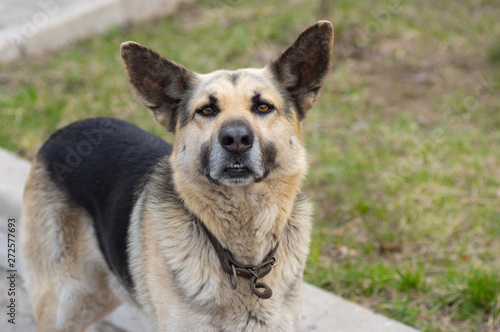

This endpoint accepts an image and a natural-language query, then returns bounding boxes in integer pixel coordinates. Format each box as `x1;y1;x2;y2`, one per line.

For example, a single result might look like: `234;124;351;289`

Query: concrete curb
0;147;419;331
0;0;189;64
0;149;30;233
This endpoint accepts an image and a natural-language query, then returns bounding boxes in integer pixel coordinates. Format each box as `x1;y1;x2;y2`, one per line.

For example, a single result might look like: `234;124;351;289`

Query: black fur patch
208;93;220;110
199;142;210;176
38;118;173;292
255;141;277;182
228;72;241;86
200;142;219;184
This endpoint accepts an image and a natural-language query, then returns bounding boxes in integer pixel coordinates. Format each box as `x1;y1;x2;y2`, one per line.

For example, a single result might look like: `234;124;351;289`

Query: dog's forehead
191;68;282;106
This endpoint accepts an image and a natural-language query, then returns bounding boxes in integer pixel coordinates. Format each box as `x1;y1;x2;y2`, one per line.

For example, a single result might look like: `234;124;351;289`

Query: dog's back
38;117;172;288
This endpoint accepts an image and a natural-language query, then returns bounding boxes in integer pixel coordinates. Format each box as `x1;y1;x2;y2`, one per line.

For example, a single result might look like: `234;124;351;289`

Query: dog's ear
120;42;195;132
269;21;334;120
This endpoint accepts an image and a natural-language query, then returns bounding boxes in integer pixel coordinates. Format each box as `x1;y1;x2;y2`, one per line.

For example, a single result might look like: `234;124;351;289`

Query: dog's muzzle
204;121;263;186
218;124;255;180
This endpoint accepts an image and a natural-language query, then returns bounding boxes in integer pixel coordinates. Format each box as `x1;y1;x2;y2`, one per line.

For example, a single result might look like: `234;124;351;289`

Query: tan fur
21;160;123;332
21;21;334;331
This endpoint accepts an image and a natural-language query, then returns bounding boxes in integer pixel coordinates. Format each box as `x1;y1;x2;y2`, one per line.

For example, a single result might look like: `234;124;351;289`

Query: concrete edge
0;147;420;332
0;148;31;233
0;0;190;64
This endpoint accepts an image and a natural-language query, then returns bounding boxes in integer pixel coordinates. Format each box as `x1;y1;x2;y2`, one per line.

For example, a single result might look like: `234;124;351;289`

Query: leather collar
199;221;279;299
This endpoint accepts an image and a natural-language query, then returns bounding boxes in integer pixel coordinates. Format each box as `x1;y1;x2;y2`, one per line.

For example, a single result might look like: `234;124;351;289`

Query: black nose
219;125;254;153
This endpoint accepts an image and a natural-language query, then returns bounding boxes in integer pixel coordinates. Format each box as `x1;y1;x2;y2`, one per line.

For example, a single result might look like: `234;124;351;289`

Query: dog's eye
257;104;270;113
201;107;215;115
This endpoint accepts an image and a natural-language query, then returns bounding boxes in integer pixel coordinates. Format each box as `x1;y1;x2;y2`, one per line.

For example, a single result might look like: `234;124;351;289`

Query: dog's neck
173;170;303;265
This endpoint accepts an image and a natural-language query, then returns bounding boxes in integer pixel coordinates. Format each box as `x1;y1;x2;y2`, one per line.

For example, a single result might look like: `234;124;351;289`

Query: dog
20;21;334;331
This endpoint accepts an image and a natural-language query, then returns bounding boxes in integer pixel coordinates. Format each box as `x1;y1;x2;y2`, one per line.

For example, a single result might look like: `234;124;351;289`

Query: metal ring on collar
249;275;273;299
227;264;237;290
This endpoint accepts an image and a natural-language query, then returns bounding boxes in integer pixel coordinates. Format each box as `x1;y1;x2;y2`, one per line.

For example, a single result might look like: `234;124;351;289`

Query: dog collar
199;221;279;299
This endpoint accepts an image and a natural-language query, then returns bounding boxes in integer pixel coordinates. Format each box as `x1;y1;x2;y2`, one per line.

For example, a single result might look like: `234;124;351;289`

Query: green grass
1;0;500;331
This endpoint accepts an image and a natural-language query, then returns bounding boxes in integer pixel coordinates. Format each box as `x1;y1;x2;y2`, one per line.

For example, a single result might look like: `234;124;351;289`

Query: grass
1;0;500;330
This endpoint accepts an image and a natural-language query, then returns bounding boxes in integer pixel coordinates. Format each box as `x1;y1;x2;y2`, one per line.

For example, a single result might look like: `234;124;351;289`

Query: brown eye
257;104;270;112
202;107;214;115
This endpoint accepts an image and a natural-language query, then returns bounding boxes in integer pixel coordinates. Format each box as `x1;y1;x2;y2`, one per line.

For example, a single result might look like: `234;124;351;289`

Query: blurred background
0;0;499;331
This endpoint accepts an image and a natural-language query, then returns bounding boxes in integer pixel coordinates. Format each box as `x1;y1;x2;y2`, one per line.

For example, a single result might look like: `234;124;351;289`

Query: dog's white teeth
230;163;244;169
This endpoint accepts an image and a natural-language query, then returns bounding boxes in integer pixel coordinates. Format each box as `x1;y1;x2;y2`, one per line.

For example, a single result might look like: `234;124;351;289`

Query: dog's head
121;21;333;187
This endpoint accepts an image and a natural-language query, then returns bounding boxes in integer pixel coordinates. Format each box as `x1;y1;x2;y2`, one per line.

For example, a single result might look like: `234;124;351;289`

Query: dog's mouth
226;162;248;171
223;162;252;178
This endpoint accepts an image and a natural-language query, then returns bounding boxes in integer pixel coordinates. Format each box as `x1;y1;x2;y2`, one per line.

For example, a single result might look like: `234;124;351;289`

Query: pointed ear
269;21;334;120
120;41;195;132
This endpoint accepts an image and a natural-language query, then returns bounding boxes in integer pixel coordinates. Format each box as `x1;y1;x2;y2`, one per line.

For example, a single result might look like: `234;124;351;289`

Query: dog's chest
141;211;303;331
